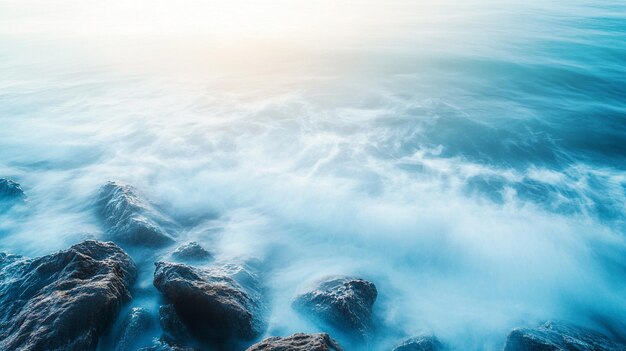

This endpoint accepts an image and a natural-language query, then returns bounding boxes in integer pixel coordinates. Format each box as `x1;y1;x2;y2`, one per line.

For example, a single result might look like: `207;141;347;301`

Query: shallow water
1;0;625;350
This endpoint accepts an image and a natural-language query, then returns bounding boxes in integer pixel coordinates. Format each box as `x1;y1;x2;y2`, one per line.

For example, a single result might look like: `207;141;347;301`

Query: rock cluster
0;240;136;350
3;179;625;351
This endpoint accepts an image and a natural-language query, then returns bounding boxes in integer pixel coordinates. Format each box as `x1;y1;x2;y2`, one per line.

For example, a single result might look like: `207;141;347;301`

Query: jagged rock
160;304;192;343
114;307;155;351
153;261;264;347
0;178;26;208
172;242;212;262
504;321;626;351
293;276;377;336
393;335;444;351
0;178;25;200
245;333;343;351
96;181;178;247
0;240;136;350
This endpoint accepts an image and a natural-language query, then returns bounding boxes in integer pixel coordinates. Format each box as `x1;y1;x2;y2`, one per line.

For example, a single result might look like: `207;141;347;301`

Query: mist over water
1;0;626;349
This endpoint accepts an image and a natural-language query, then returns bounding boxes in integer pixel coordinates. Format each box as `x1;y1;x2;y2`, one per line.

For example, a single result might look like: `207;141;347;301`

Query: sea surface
1;0;625;349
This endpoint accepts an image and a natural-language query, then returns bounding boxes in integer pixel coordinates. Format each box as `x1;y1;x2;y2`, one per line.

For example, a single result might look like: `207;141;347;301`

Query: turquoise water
1;0;625;349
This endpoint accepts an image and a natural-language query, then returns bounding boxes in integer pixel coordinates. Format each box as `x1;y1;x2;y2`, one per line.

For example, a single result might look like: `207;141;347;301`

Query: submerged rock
0;240;136;350
114;307;155;351
504;321;626;351
153;261;265;347
159;304;193;343
139;339;200;351
0;178;26;207
245;333;343;351
96;181;178;247
293;276;377;336
393;335;445;351
171;242;212;262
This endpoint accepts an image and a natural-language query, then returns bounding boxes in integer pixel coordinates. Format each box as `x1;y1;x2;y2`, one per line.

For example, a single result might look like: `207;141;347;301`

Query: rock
0;178;26;208
96;181;178;247
153;261;265;347
504;321;626;351
159;304;192;343
293;276;377;336
393;335;444;351
114;307;155;351
172;242;212;262
0;240;137;350
138;339;200;351
245;333;344;351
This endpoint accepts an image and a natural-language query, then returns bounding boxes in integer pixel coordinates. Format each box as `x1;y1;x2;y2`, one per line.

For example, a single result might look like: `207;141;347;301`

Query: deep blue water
0;0;625;349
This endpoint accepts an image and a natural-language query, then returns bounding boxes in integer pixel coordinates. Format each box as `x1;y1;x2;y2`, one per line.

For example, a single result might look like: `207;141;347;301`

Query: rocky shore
1;178;624;350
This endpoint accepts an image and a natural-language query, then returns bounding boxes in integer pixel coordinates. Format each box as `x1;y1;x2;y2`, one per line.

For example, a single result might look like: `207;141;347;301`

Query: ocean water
1;0;625;349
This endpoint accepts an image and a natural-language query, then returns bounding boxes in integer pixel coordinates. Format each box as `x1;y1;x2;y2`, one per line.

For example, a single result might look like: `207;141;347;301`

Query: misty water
1;0;626;350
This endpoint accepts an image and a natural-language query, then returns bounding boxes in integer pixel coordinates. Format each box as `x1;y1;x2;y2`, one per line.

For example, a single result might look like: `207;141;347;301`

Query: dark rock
245;333;343;351
172;242;212;262
293;276;377;336
153;261;264;347
394;335;444;351
114;307;155;351
504;321;626;351
0;178;26;207
0;240;137;350
96;181;178;247
159;304;192;343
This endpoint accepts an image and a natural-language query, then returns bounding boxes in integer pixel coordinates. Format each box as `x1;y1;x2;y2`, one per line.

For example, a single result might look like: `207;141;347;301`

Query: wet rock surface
159;304;193;343
153;261;265;348
245;333;344;351
393;335;445;351
114;307;155;351
172;242;212;262
139;339;200;351
96;181;178;247
0;178;26;207
293;276;377;336
504;321;626;351
0;240;136;350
